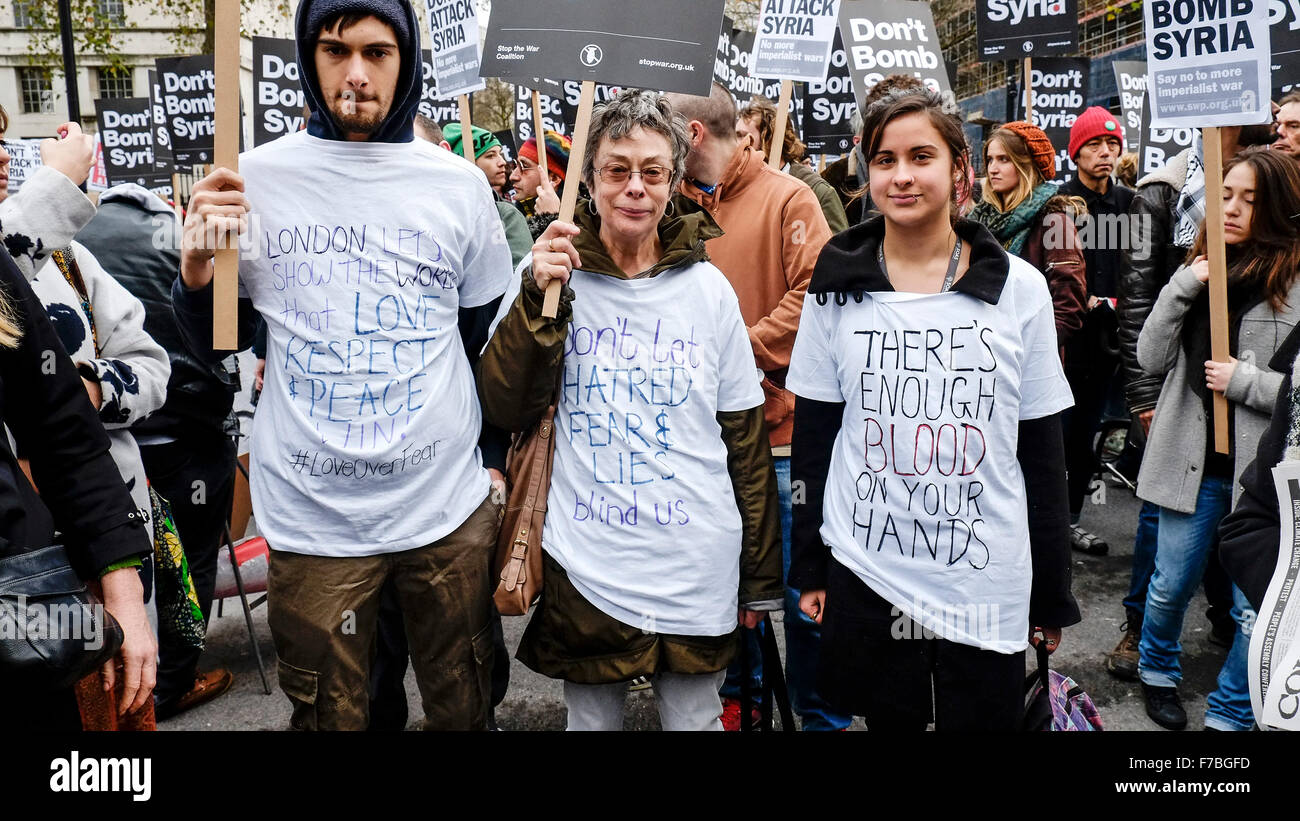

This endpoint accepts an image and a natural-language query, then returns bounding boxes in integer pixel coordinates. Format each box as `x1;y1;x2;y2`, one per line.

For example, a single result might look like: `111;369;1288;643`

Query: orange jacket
679;145;832;447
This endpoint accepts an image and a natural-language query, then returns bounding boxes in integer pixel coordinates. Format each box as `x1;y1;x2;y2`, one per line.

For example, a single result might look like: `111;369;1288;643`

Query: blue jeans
1204;585;1256;731
1122;501;1160;626
1138;477;1233;688
721;457;851;730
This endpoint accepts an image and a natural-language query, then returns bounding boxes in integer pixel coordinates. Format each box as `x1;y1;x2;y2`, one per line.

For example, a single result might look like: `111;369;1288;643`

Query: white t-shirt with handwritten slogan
238;132;512;557
490;258;764;636
787;256;1073;653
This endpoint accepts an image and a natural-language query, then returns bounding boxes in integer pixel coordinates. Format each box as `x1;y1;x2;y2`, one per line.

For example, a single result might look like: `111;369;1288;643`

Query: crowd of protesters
6;0;1300;733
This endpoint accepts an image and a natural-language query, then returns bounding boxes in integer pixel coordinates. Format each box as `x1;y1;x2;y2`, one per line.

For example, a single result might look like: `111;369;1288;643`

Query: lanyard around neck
878;234;963;293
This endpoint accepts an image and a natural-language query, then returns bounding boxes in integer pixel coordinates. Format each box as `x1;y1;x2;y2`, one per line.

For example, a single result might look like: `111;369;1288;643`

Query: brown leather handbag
493;400;558;616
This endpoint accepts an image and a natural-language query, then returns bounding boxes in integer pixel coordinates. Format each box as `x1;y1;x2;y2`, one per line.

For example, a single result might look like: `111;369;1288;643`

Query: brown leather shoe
1106;624;1140;681
157;669;233;720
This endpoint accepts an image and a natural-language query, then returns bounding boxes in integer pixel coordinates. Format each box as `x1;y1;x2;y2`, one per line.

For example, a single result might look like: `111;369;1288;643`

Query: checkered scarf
1173;132;1206;248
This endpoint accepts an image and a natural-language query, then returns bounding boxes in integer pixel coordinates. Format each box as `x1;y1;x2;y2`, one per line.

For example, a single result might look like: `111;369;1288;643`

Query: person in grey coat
1134;148;1300;732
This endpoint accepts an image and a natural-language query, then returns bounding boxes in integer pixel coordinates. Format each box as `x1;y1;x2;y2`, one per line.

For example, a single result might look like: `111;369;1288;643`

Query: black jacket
1218;324;1300;610
787;215;1081;629
0;247;151;577
77;190;238;438
1119;158;1190;415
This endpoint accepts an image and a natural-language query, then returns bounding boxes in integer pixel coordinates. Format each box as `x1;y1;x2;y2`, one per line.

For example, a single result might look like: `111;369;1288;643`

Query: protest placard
253;37;306;146
88;134;107;192
156;55;217;167
804;28;857;154
975;0;1078;59
419;51;463;125
1143;0;1272;128
838;0;953;113
724;26;806;129
481;0;724;96
483;0;725;315
751;0;842;84
1250;463;1300;730
4;138;42;193
425;0;484;98
512;80;623;144
1012;56;1089;180
494;129;517;165
1144;0;1272;454
1112;60;1147;154
1271;0;1300;96
147;69;174;174
1137;93;1196;174
95;97;157;185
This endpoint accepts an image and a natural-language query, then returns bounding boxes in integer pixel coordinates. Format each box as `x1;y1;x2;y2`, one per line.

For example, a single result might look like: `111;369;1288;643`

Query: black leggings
817;560;1025;731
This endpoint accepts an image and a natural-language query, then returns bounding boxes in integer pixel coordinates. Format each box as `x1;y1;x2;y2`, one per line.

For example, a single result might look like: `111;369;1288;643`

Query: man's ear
690;121;706;149
439;141;451;151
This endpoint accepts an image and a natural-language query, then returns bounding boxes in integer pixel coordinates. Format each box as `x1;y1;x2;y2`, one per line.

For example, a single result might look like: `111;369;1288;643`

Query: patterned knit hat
443;123;501;160
1068;106;1123;159
1001;121;1057;181
518;130;572;181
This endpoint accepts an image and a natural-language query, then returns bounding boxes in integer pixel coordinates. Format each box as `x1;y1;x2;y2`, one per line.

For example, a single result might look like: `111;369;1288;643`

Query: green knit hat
443;123;502;159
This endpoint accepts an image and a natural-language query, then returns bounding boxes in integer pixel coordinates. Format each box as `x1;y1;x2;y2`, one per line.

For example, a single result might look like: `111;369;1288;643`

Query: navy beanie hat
304;0;411;48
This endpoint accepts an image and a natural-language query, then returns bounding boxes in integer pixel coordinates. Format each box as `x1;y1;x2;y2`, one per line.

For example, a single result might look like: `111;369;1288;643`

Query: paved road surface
162;477;1234;731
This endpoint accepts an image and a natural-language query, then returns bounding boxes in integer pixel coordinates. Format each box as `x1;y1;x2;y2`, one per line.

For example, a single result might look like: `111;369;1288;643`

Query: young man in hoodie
665;82;846;731
173;0;512;730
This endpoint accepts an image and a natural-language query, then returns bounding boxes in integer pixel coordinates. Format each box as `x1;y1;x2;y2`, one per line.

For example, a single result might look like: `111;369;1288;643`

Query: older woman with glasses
479;88;782;731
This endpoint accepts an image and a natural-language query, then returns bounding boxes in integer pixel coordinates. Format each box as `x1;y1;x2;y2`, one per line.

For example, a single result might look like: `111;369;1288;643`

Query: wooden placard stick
541;79;595;319
1023;57;1033;121
1202;126;1231;454
212;0;240;350
457;93;475;162
769;79;793;169
531;89;548;180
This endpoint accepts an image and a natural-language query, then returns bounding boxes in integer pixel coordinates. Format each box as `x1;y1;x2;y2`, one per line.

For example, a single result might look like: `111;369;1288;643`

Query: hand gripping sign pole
479;0;726;318
541;80;596;318
768;80;794;170
213;0;240;350
1203;127;1231;454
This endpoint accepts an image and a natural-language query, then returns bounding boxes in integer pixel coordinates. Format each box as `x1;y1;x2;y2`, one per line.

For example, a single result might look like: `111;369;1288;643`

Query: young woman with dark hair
969;123;1088;350
1134;147;1300;731
786;89;1080;731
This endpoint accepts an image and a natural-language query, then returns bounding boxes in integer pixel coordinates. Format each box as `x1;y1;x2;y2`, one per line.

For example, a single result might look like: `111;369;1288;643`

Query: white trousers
564;670;726;731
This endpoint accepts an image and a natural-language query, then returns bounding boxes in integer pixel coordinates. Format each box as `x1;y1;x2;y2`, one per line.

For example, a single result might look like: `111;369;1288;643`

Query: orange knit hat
1000;121;1057;181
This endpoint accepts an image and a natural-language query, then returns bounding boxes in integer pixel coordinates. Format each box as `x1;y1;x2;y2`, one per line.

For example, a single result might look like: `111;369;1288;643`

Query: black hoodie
296;0;422;143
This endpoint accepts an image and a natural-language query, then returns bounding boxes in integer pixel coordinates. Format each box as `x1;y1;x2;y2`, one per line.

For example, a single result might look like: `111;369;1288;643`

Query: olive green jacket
477;196;784;682
789;161;849;234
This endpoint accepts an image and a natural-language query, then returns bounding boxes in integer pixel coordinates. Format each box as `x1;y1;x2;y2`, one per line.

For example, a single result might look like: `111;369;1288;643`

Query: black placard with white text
253;37;307;146
838;0;952;113
804;28;857;153
147;69;174;174
1138;92;1197;176
1270;0;1300;96
155;55;216;167
1012;56;1090;181
481;0;724;95
975;0;1078;59
95;97;157;185
1112;60;1147;154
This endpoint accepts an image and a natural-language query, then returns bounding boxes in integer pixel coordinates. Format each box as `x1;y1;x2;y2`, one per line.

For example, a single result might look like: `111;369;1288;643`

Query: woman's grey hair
583;88;691;190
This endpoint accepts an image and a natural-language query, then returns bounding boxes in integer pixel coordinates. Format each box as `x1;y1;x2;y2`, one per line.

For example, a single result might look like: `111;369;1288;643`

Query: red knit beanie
1068;106;1123;159
1001;121;1057;181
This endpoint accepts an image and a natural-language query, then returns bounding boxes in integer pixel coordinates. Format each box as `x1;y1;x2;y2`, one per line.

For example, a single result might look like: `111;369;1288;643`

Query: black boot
1142;682;1187;731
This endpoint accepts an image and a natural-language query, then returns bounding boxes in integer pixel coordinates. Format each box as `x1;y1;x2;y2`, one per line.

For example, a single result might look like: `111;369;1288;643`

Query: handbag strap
1035;640;1051;692
50;248;100;356
739;623;796;732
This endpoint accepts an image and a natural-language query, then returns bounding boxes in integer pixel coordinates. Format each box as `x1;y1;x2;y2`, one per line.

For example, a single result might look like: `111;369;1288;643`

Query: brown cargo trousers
266;494;501;730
